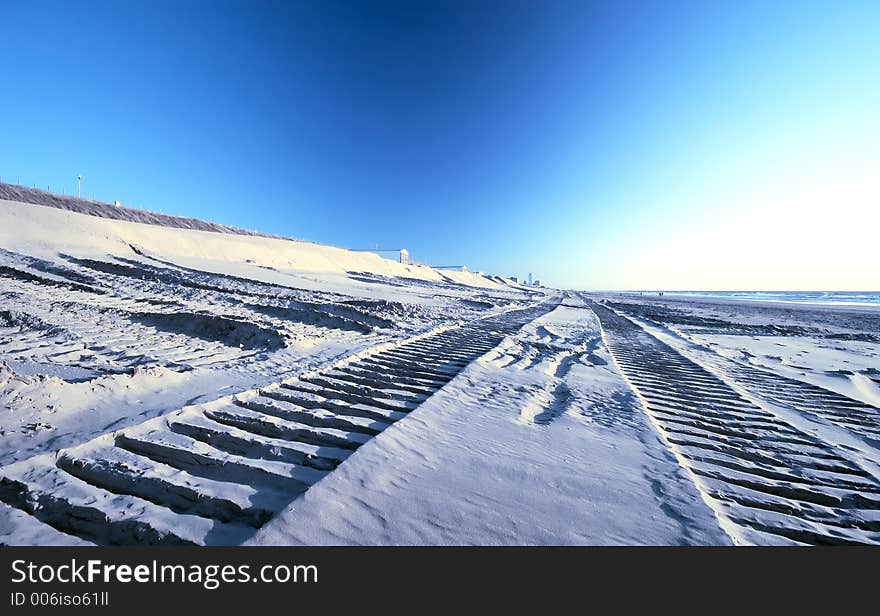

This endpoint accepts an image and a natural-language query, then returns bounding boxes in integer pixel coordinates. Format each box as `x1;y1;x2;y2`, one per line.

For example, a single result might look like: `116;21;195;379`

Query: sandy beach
0;198;877;545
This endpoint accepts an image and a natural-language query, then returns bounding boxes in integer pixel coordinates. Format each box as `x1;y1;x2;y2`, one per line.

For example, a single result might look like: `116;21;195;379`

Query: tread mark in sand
0;300;559;546
589;300;880;546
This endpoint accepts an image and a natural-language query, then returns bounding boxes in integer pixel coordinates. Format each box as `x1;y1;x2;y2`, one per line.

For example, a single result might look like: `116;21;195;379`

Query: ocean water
625;291;880;306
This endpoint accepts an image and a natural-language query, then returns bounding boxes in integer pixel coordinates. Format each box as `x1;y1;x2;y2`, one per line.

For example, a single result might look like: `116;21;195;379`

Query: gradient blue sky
1;1;877;290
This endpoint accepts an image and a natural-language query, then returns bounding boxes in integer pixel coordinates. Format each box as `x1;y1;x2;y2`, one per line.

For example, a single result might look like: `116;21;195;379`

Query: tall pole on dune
77;175;82;198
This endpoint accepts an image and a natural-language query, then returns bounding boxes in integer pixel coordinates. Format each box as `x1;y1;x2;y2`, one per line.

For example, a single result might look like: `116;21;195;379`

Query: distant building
349;247;410;265
114;200;122;208
528;272;533;285
509;276;518;283
533;280;541;287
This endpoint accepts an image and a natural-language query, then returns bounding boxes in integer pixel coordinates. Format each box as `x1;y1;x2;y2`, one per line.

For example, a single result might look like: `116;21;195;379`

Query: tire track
711;361;880;442
610;303;880;444
0;299;558;545
589;300;880;546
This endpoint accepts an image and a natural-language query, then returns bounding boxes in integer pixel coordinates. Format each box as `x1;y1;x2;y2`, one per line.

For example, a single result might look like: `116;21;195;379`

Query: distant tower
76;175;82;198
399;248;410;265
528;272;533;285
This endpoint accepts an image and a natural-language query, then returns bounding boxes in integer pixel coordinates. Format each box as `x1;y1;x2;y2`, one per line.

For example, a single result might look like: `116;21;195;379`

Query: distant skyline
1;1;877;290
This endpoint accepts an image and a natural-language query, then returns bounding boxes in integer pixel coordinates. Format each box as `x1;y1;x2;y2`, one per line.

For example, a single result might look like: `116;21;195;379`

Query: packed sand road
589;299;880;545
248;293;730;546
0;298;560;545
6;288;879;546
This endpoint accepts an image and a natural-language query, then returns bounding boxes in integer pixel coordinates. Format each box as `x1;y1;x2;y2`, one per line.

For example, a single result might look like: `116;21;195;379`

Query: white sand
1;198;878;545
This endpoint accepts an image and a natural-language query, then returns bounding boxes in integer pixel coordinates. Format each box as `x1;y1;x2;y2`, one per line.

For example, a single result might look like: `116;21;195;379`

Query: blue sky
1;1;877;289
